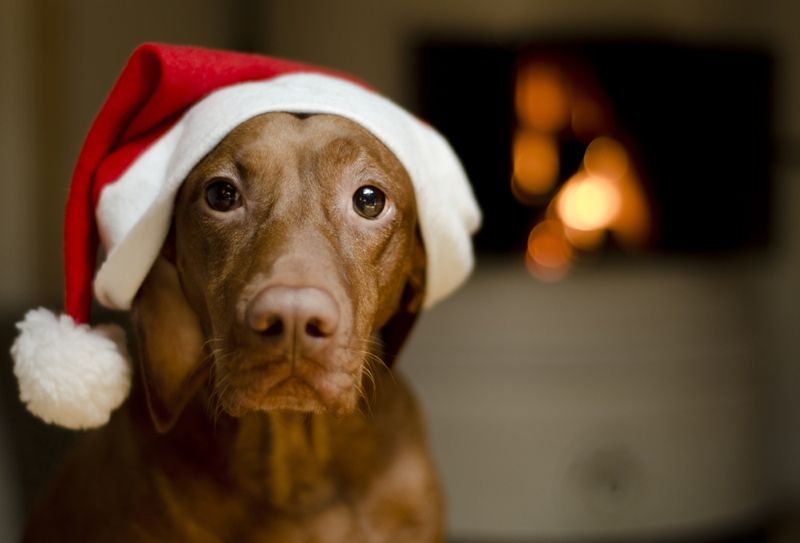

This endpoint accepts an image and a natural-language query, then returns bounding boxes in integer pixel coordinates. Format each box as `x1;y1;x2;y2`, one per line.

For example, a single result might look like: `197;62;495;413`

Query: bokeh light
526;219;573;281
563;223;606;250
610;172;651;248
556;173;622;232
515;64;570;133
512;130;559;197
513;62;652;281
584;137;629;181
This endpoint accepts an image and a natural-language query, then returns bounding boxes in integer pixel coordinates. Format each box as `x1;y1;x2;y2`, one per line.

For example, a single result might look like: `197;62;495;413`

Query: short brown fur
24;113;443;542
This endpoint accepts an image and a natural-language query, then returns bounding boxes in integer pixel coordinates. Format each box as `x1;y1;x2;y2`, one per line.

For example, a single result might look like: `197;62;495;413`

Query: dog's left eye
353;185;386;219
205;179;242;212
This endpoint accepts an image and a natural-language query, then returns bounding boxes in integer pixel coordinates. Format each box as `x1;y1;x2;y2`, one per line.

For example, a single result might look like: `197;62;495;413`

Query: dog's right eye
205;179;242;212
352;185;386;219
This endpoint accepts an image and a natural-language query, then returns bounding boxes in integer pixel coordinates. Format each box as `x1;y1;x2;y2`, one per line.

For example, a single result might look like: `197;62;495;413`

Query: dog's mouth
214;353;364;417
235;374;324;414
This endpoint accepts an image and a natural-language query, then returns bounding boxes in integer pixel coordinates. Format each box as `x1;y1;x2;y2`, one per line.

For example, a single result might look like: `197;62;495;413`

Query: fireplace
417;38;773;278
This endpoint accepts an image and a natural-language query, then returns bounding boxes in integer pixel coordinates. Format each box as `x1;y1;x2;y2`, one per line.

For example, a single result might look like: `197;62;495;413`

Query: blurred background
1;0;798;541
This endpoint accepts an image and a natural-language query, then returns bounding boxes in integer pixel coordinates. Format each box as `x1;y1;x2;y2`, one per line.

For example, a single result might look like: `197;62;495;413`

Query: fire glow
512;62;651;280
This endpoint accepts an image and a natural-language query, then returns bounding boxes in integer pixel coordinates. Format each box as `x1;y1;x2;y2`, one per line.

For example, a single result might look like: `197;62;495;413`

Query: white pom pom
10;308;132;429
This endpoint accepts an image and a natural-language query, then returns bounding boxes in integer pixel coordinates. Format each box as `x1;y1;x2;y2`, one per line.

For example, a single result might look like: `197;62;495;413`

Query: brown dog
24;113;443;542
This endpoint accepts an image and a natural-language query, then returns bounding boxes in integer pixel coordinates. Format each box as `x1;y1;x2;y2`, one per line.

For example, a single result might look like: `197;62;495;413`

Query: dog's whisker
352;379;372;420
361;363;376;396
201;336;225;349
204;348;240;425
352;347;395;387
210;375;234;425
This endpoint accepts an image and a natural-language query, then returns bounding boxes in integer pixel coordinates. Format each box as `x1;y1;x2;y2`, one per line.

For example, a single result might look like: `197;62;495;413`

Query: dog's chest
242;411;337;509
216;412;436;542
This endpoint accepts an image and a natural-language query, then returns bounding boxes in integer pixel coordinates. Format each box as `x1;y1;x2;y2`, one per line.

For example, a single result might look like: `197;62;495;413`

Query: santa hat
10;43;480;430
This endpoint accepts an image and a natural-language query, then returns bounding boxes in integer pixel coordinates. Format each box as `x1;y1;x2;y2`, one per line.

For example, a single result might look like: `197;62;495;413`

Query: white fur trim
95;73;481;312
10;308;132;429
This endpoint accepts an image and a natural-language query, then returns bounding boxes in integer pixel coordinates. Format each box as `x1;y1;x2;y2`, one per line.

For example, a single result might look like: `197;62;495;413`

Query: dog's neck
229;410;337;509
130;372;387;512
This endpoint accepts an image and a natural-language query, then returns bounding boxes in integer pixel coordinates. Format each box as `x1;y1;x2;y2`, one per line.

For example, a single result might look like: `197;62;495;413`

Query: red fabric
64;43;357;324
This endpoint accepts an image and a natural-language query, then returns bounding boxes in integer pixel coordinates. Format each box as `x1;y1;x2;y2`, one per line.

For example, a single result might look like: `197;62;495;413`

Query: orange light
526;219;573;281
609;172;651;248
584;137;628;181
564;223;606;250
512;130;559;197
515;64;570;133
556;173;622;231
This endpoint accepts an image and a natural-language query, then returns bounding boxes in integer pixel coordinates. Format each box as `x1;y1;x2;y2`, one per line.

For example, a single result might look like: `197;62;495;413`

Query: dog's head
132;113;426;431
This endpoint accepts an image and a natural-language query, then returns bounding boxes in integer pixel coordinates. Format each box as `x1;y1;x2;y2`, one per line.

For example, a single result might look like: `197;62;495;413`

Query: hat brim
94;73;480;312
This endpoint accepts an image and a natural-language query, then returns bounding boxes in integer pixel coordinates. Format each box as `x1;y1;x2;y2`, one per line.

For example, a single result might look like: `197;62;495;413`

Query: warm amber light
609;172;651;248
512;130;559;197
584;137;628;181
515;64;570;133
564;224;606;250
556;173;622;231
526;219;573;281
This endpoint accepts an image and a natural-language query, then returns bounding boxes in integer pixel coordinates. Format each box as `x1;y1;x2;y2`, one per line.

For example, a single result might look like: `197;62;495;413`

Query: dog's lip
225;360;347;396
233;364;299;389
226;361;290;385
267;376;319;399
220;359;359;413
223;368;328;414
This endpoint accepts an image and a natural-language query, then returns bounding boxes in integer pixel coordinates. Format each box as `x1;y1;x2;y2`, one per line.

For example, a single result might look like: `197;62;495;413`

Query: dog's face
132;113;425;431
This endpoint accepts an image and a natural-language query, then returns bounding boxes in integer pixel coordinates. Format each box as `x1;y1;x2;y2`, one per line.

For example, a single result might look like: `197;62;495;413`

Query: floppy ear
379;231;426;367
131;254;210;433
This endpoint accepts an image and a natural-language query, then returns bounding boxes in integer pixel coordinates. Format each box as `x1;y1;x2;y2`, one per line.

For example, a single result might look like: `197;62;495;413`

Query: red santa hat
10;43;480;430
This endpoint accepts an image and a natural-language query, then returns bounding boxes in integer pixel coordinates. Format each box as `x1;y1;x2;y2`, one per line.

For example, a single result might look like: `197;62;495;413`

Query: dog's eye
205;179;241;212
352;185;386;219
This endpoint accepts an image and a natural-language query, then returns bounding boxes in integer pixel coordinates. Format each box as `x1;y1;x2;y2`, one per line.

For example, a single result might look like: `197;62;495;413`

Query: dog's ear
131;253;210;433
379;231;426;367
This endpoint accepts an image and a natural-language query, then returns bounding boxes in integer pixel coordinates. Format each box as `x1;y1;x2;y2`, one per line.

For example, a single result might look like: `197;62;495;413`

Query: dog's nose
247;286;339;346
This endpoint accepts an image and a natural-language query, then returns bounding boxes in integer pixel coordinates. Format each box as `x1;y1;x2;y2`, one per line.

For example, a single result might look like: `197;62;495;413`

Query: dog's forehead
188;112;414;201
221;112;394;165
181;111;415;213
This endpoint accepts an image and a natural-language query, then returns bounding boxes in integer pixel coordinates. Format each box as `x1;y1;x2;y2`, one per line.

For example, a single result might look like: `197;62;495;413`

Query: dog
23;112;444;542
